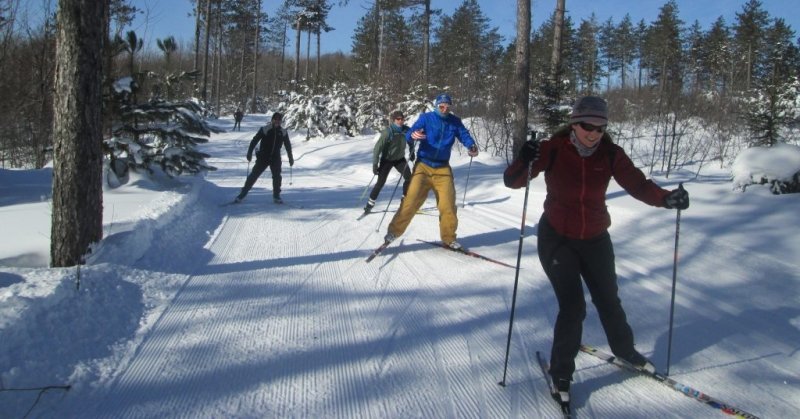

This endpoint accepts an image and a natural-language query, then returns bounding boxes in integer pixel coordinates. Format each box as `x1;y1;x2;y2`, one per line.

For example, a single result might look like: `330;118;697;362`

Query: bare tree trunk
513;0;532;156
315;29;320;82
194;0;202;94
238;39;246;103
550;0;565;81
370;2;379;81
201;0;211;102
377;2;384;77
252;0;261;113
215;0;222;112
293;16;301;82
51;0;107;267
305;29;310;80
279;21;287;87
422;0;430;86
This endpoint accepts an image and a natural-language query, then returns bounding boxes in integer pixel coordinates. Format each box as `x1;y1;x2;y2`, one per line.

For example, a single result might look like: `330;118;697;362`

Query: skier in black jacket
235;112;294;204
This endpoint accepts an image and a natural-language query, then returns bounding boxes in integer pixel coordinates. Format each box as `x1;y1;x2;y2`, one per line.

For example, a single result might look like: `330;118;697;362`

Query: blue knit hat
435;93;452;106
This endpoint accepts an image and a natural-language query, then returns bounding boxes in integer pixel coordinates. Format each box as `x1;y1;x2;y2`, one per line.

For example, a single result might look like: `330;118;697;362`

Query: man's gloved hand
520;139;540;163
664;186;689;210
409;151;415;162
373;164;379;175
289;158;294;166
468;145;479;157
246;154;252;162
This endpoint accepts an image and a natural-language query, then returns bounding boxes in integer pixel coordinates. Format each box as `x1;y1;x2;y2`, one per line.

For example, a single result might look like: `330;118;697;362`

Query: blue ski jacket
406;111;476;168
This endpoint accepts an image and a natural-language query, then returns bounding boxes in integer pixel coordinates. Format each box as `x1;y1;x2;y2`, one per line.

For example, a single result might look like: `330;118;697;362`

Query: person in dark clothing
364;110;414;213
233;108;244;131
235;112;294;204
503;96;689;410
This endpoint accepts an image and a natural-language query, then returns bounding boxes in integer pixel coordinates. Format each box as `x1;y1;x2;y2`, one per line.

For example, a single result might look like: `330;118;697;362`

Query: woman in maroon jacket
504;96;689;409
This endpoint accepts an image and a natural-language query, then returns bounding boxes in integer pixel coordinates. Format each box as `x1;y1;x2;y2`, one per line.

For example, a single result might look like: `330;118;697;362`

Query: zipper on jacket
579;158;587;239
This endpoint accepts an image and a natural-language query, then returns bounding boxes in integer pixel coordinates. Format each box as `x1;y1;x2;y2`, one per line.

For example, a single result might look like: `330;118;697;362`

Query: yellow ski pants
387;162;458;244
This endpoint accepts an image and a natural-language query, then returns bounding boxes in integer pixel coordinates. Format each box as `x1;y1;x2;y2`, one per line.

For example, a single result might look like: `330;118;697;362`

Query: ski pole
375;162;407;232
665;182;684;376
360;174;376;202
499;158;535;387
462;155;473;208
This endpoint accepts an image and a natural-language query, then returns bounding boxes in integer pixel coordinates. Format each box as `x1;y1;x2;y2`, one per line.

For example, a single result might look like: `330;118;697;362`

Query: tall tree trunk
550;0;565;81
422;0;430;86
315;29;321;82
194;0;202;94
201;0;212;102
238;38;246;102
279;21;287;87
215;0;222;112
377;2;384;77
370;3;379;81
513;0;532;156
252;0;260;113
305;29;310;79
51;0;107;267
293;16;301;82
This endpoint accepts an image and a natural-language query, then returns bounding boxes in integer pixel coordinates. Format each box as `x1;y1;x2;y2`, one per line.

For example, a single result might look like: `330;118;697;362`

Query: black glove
372;164;379;175
664;186;689;210
409;151;415;162
246;153;252;162
520;139;540;163
289;158;294;167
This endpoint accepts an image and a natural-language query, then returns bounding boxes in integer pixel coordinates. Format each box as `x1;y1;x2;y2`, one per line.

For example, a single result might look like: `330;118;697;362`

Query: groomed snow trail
54;116;797;418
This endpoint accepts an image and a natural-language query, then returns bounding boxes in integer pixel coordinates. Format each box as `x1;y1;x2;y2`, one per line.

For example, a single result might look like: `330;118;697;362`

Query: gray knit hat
569;96;608;126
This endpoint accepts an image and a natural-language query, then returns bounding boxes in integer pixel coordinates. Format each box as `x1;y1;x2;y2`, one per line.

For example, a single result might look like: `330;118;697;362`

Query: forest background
4;0;799;168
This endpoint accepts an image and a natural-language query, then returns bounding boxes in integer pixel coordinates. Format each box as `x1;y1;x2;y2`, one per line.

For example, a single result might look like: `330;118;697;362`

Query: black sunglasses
578;121;606;133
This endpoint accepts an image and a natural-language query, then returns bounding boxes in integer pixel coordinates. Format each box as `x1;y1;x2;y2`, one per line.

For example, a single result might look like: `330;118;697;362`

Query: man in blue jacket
383;93;478;250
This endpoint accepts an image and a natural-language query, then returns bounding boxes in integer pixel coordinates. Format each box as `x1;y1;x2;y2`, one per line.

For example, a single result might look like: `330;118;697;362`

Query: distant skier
503;95;690;412
364;110;414;214
382;93;478;250
235;112;294;204
233;108;244;131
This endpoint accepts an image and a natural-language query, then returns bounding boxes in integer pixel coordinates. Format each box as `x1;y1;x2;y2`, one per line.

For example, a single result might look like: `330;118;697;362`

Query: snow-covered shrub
731;143;800;194
278;82;390;139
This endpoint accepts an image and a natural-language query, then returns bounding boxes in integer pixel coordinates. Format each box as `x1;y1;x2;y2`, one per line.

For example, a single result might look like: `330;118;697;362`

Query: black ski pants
239;156;282;199
369;158;411;201
537;215;638;382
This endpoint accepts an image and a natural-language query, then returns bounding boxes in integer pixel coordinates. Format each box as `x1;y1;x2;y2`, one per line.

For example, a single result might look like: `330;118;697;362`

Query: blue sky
129;0;799;54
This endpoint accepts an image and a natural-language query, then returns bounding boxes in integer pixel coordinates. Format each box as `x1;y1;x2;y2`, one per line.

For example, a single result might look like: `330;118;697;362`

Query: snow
1;114;799;418
732;142;800;188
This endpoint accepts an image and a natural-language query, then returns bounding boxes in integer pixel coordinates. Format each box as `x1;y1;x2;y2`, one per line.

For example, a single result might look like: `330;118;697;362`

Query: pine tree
430;0;502;113
105;76;218;182
51;0;108;267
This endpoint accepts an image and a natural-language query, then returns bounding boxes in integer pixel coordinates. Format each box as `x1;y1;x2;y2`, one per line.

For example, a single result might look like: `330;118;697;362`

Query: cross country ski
580;344;759;419
416;238;515;268
365;240;392;262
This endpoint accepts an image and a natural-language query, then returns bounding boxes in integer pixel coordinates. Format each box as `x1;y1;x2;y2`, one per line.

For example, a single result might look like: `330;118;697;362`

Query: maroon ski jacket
504;130;669;240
